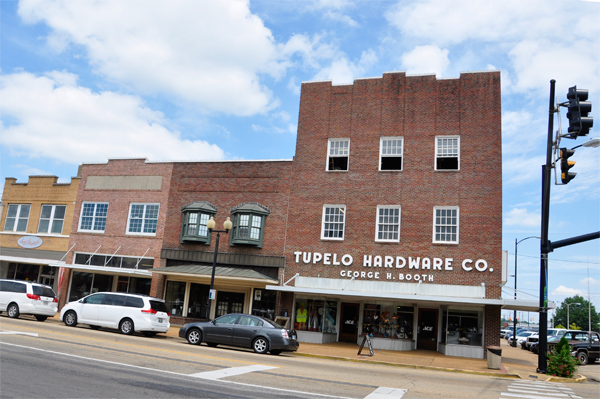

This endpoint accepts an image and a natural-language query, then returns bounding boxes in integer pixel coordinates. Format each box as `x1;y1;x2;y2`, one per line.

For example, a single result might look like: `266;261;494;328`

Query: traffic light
566;86;593;137
559;147;576;184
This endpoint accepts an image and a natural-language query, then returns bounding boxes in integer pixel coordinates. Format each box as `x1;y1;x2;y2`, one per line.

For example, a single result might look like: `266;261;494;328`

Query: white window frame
379;137;404;171
321;205;346;240
38;204;67;235
3;204;30;232
126;203;160;236
435;136;460;171
326;138;350;172
432;206;459;244
78;202;109;233
375;205;401;243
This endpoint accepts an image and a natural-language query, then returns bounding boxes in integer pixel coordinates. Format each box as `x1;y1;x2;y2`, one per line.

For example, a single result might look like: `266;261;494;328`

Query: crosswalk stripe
0;331;39;337
364;387;407;399
190;364;278;380
501;393;569;399
507;388;569;397
500;381;582;399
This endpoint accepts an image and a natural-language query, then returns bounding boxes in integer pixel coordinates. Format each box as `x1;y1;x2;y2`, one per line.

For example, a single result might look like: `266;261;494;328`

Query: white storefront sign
17;236;43;249
293;251;493;283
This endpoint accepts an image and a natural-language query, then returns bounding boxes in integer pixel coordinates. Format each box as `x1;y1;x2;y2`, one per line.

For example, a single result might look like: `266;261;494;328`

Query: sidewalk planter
486;346;502;369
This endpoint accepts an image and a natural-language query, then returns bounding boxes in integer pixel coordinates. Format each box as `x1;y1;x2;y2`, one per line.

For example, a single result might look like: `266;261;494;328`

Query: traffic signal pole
538;79;555;373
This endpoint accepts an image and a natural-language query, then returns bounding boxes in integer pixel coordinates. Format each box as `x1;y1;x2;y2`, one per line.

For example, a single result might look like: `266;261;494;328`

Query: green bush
546;337;578;378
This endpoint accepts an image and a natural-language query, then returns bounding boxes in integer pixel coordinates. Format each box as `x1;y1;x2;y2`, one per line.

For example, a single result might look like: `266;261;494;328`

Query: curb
293;352;522;379
545;374;587;383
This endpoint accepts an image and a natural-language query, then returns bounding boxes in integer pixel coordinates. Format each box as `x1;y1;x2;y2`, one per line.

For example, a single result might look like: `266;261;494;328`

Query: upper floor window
78;202;108;232
230;203;270;248
380;137;403;171
3;204;30;232
327;139;350;171
433;206;459;244
375;206;401;242
180;201;217;244
127;203;159;235
321;205;346;240
435;136;460;170
38;205;66;234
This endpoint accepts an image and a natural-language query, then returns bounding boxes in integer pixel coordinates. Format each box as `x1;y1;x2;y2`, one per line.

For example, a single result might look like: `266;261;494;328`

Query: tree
553;296;599;332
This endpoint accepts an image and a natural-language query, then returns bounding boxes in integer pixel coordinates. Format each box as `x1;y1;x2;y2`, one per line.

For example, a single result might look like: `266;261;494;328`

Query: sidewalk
48;315;585;383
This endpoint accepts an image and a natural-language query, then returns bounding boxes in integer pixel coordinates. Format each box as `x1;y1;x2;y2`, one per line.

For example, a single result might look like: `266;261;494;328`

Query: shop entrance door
339;302;360;343
216;291;245;318
417;308;438;351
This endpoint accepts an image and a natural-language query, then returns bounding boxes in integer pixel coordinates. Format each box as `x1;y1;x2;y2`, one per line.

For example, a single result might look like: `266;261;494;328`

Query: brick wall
484;305;501;358
285;71;503;298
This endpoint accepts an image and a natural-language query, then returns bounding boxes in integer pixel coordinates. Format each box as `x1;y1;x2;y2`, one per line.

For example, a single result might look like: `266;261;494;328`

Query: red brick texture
285;72;503;298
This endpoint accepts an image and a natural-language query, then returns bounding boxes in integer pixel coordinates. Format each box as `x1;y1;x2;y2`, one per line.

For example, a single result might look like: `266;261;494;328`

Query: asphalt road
1;315;598;399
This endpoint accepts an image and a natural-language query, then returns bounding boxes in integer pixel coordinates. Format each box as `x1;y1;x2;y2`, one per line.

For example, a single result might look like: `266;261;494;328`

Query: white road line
0;331;38;337
191;365;278;380
502;381;580;399
0;342;354;399
364;387;407;399
507;388;569;397
501;394;568;399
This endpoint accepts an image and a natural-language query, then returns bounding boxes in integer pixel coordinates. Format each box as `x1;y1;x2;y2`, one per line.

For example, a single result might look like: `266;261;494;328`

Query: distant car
508;330;536;347
179;313;299;355
60;292;170;336
0;279;58;321
525;328;566;350
505;327;528;341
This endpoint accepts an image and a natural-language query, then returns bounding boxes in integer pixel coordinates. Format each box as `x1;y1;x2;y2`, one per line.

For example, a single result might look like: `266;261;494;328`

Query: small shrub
546;337;578;378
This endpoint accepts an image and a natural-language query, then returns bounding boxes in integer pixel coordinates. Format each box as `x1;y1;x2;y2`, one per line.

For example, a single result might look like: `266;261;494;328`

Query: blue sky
1;0;599;320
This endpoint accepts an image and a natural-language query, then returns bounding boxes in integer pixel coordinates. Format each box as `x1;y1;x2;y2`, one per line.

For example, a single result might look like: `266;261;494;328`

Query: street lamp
512;236;540;346
566;302;581;329
205;216;232;320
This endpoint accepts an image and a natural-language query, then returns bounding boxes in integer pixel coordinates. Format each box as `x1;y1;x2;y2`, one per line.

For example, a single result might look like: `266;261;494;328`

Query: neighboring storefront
0;175;80;295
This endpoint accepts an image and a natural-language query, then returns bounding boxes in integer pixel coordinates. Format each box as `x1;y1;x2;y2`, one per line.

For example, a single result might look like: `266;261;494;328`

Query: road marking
364;387;407;399
0;331;38;337
190;364;278;379
0;321;268;366
0;342;353;399
501;381;582;399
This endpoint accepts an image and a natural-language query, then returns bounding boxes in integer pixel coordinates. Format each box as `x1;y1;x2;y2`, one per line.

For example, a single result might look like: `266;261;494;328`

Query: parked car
60;292;170;336
505;327;529;341
508;330;536;347
525;328;566;351
179;313;299;355
570;331;600;365
500;327;513;338
0;279;58;321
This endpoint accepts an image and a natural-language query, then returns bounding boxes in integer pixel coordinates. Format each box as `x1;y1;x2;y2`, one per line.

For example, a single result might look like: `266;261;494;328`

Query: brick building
267;71;514;358
47;70;536;359
0;175;80;293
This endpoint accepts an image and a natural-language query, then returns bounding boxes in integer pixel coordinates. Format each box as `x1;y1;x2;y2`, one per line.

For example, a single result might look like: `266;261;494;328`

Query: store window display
362;304;414;339
294;299;337;333
441;309;482;346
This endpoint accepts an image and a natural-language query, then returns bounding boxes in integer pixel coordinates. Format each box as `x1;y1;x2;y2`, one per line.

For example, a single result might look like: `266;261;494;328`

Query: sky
1;0;599;321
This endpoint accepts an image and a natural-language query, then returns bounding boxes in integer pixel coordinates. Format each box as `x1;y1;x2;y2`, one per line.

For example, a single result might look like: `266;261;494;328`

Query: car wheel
577;351;588;365
252;337;269;354
186;328;202;345
119;318;134;335
90;325;101;330
142;331;156;337
35;316;47;322
270;350;282;356
7;303;20;318
64;310;77;327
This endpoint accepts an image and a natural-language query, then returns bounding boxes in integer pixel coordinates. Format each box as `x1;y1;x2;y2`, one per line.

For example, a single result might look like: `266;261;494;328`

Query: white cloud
0;71;224;164
552;285;586;297
18;0;286;116
323;11;358;27
313;49;378;84
504;207;540;228
581;277;599;287
401;45;449;77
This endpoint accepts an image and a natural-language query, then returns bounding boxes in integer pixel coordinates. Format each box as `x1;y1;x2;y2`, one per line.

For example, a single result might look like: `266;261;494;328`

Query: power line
508;252;600;264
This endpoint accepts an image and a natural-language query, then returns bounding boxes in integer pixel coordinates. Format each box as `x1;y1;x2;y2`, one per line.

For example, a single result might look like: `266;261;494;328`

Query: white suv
0;279;58;321
60;292;170;337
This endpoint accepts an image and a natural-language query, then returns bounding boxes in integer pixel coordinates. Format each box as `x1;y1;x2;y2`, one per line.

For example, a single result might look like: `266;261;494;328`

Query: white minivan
0;279;58;321
60;292;170;337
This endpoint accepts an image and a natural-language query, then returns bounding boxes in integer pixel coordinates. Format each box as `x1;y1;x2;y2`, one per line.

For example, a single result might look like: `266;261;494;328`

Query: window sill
378;170;403;172
434;169;460;172
76;230;106;234
320;238;345;241
0;231;70;238
325;170;349;172
432;241;459;245
125;232;157;237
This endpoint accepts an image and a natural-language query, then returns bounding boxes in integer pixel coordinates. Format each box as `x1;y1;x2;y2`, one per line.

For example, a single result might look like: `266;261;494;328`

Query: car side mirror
211;320;216;325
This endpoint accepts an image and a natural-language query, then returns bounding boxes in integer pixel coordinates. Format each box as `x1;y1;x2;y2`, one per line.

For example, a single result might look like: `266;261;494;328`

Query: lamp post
512;236;540;346
205;216;232;320
566;302;581;329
